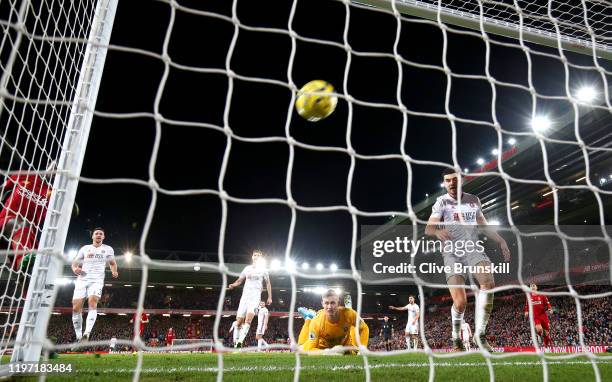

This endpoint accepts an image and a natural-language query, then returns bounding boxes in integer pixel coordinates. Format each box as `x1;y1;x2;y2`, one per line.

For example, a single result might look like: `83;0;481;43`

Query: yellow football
295;80;337;122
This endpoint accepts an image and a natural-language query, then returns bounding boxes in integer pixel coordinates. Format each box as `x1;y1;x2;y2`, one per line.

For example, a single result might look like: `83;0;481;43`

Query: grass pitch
8;352;612;381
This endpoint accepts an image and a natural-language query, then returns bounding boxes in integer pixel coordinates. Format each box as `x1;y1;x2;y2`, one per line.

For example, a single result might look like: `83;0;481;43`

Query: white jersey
461;322;472;341
431;193;484;244
404;303;420;324
256;306;269;334
240;264;269;296
110;337;117;349
75;244;115;281
257;306;269;322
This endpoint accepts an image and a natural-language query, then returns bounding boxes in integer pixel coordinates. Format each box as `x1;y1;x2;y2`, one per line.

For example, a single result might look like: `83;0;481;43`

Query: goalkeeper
297;289;369;354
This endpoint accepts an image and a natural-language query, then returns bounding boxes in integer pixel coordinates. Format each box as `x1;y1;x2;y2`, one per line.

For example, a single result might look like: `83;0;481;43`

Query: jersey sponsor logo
453;211;477;221
16;185;48;207
322;333;346;344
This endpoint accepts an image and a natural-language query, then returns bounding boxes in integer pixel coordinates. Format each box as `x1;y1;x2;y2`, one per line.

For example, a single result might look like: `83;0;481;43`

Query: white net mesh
1;0;611;380
0;0;106;365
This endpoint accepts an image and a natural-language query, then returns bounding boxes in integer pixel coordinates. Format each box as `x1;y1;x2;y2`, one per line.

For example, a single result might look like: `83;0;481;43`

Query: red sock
543;334;551;346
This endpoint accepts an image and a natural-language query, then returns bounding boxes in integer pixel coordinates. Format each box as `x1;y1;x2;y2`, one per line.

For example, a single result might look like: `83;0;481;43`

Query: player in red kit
0;171;52;270
166;327;174;347
130;312;149;338
524;283;553;346
130;312;149;353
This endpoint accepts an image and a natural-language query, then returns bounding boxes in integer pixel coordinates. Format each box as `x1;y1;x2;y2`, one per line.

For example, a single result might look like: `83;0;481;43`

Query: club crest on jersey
309;332;315;340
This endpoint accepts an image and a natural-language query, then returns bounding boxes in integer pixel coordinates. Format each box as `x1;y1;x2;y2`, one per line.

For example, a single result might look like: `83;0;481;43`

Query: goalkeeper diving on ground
297;289;369;354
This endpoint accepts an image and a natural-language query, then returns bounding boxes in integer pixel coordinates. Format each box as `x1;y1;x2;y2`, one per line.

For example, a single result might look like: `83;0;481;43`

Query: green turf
6;352;612;382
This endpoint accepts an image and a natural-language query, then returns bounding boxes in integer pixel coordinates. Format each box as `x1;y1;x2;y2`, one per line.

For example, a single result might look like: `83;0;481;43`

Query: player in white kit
255;301;270;351
229;320;238;346
425;168;510;351
461;321;472;351
228;250;272;348
71;227;118;343
389;295;420;350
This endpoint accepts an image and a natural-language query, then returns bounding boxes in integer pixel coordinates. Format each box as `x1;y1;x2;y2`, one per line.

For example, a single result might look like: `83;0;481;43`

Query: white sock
84;310;97;336
257;339;265;350
451;306;464;340
238;323;250;344
413;337;418;349
233;324;240;344
72;312;83;340
405;337;411;349
475;290;493;337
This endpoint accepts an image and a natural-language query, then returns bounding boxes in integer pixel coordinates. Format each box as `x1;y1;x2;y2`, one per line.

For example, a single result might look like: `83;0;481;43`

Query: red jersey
166;330;174;345
133;312;149;324
1;174;51;270
524;294;552;317
0;174;51;225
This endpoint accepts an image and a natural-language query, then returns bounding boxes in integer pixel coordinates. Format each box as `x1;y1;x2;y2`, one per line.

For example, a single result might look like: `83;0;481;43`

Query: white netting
172;338;214;352
0;0;105;366
1;0;611;380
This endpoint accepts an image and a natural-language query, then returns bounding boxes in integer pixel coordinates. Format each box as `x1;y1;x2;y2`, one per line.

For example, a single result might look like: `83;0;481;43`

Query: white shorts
72;279;104;299
237;294;261;318
256;320;267;335
405;323;418;335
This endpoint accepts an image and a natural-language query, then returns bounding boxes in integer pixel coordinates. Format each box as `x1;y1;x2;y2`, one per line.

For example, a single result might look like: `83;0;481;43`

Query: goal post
354;0;612;61
0;0;610;380
5;0;119;366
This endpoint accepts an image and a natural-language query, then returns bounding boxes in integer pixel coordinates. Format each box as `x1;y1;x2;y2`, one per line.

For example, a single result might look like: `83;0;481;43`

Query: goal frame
7;0;119;365
354;0;612;61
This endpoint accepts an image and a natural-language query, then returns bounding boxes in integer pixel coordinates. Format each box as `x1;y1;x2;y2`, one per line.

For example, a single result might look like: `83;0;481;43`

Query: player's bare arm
109;259;119;278
425;215;452;241
388;305;408;311
71;258;82;276
228;276;244;289
413;310;420;326
476;214;511;260
265;274;272;305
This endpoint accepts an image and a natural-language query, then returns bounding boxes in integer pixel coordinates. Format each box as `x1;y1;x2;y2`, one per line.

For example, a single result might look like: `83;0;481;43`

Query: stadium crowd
369;286;612;350
52;285;393;312
44;285;611;351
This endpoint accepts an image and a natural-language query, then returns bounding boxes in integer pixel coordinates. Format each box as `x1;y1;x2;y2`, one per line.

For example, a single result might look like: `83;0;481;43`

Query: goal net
0;0;117;369
1;0;611;380
171;338;214;353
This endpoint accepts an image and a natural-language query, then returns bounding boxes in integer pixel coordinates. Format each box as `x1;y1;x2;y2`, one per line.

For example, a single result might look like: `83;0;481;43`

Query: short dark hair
252;249;263;256
442;168;457;177
409;295;416;300
92;227;105;234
